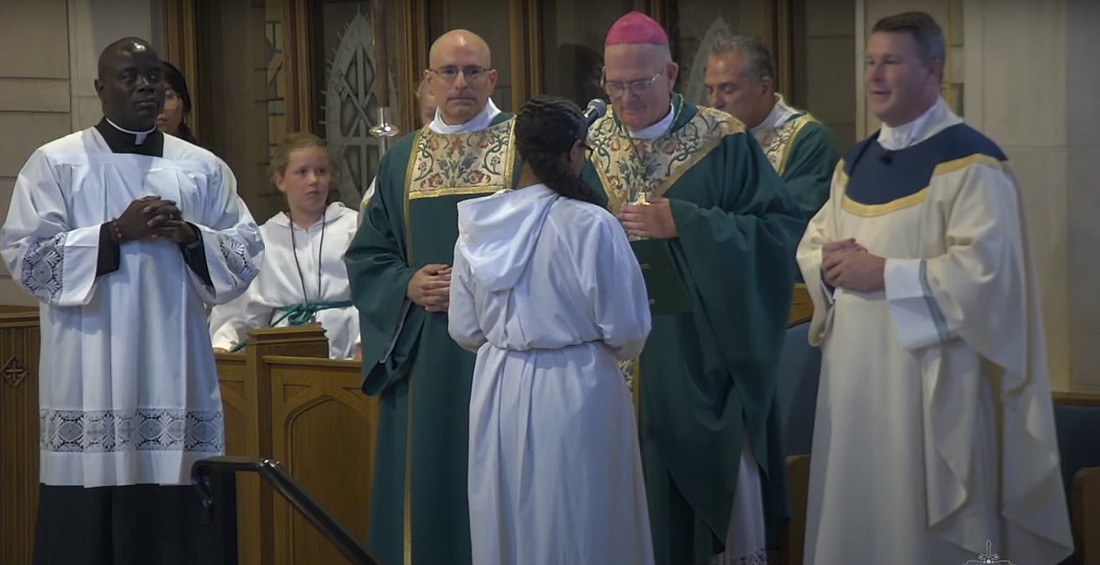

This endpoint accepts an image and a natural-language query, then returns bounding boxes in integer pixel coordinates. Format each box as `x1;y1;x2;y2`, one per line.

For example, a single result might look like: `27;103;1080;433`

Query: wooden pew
0;311;41;565
216;325;379;565
0;313;380;565
265;352;378;565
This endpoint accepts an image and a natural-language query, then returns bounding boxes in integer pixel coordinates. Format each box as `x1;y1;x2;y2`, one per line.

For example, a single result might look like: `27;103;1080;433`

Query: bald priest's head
424;30;498;126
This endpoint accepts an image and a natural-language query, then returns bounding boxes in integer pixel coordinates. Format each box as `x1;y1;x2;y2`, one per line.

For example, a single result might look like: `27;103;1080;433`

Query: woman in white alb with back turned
448;95;655;565
209;132;360;359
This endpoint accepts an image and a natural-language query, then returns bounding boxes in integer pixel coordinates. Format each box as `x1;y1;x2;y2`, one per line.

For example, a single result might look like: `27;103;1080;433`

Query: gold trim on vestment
932;153;1005;176
839;152;1006;217
631;360;641;427
773;113;817;176
652;138;725;199
617;357;642;419
406;119;517;201
402;127;425;261
841;189;928;216
408;186;505;200
589;105;744;215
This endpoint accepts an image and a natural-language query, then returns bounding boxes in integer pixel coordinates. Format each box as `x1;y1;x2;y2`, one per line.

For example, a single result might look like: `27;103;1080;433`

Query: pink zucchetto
604;11;669;47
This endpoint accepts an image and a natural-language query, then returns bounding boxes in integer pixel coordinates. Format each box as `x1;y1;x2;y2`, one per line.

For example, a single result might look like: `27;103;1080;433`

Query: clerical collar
628;102;676;139
95;117;164;157
751;94;798;133
877;96;961;151
107;118;156;143
430;98;502;134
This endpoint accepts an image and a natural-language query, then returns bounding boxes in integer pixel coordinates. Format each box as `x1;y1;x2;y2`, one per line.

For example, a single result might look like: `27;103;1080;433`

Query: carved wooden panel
0;313;41;565
215;352;266;565
268;359;378;565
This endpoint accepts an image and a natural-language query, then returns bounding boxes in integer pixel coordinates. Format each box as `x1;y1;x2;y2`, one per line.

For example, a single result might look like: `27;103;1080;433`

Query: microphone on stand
583;99;608;126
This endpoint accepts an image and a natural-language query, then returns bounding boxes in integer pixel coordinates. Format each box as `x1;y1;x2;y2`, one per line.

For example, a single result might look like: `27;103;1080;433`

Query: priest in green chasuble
704;36;839;223
344;29;519;565
582;11;804;565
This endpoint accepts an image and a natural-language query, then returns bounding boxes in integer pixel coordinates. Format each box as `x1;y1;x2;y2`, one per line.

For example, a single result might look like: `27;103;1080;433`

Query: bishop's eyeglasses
601;71;663;98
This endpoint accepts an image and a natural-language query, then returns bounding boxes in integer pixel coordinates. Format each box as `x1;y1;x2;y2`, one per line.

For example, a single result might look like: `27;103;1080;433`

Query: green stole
584;94;802;564
345;112;519;565
755;112;816;176
754;110;840;223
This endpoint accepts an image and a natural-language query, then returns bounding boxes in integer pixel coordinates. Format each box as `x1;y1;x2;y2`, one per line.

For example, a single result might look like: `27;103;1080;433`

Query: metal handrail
192;456;381;565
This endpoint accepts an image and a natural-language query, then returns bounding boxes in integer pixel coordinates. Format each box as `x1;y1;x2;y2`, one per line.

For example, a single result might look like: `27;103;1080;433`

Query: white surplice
449;184;655;565
0;127;264;487
796;98;1073;564
209;202;361;359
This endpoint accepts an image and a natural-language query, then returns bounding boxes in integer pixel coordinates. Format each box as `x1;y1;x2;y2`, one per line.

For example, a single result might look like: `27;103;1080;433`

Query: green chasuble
582;95;803;565
345;113;519;565
754;109;840;223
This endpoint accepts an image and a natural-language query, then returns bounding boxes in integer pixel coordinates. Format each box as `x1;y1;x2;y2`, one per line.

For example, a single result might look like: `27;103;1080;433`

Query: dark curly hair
514;95;601;206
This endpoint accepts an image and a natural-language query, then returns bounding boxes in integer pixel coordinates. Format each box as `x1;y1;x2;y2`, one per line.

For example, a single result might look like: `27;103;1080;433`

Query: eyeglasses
429;65;491;83
579;141;594;155
601;70;664;97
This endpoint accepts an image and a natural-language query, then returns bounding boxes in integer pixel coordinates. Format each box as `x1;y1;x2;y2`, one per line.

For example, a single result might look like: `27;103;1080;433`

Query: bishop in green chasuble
584;89;803;564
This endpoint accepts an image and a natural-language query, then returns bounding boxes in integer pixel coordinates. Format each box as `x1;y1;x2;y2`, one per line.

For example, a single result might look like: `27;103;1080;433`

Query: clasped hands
820;238;886;292
113;195;198;245
407;263;451;313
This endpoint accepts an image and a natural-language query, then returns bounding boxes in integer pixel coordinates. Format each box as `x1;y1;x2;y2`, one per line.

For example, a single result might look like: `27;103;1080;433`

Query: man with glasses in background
345;28;519;565
582;11;803;565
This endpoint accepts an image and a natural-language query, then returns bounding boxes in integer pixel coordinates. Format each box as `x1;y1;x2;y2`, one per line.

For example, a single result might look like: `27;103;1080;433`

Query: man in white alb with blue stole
0;37;263;565
796;12;1073;565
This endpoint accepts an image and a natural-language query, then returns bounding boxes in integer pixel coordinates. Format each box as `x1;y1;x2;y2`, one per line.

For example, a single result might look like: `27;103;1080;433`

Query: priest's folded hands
407;263;452;313
617;196;678;239
821;238;886;292
111;195;198;244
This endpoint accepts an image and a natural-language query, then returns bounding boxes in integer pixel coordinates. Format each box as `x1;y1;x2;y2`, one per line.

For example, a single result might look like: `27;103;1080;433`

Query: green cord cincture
228;300;353;353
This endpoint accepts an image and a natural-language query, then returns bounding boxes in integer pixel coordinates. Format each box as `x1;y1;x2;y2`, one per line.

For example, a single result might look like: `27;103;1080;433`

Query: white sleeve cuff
885;258;952;350
56;225;104;307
